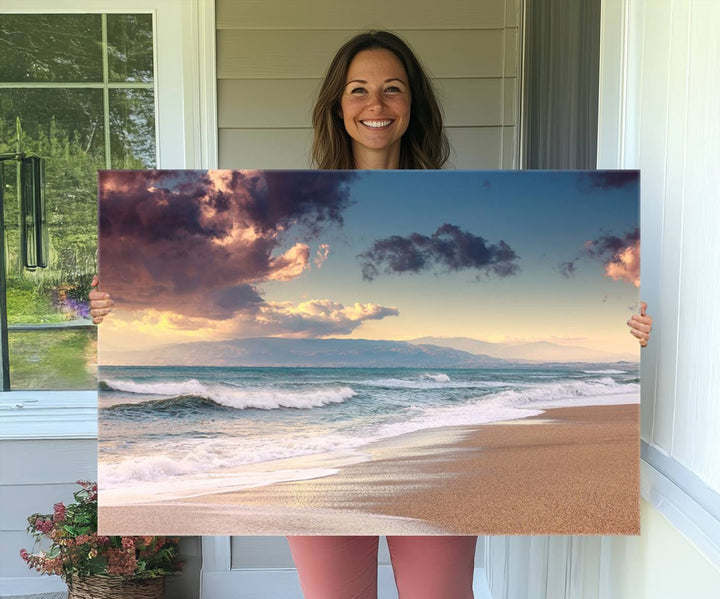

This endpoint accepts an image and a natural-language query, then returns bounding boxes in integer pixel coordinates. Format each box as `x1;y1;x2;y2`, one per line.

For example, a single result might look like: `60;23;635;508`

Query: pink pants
287;536;477;599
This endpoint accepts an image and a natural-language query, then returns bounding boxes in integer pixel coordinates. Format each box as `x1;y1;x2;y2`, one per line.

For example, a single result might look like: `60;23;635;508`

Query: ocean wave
101;379;357;410
420;372;451;382
477;377;638;408
102;378;208;396
582;369;626;374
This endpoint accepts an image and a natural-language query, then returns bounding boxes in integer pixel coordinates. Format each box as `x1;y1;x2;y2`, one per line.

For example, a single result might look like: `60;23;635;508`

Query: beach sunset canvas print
97;169;640;535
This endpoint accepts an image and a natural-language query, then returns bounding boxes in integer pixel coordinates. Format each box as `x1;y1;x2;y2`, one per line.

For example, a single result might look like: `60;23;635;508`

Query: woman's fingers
89;275;113;324
628;314;653;333
627;306;653;348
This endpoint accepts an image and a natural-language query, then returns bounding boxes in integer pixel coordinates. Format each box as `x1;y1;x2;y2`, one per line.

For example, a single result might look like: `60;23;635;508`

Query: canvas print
97;169;640;535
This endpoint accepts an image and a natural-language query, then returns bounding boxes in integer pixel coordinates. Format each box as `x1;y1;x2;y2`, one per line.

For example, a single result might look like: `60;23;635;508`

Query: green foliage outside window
0;13;155;389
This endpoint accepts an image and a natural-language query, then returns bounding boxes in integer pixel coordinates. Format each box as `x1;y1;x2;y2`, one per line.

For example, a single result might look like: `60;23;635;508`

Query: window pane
107;14;154;83
110;89;156;168
8;329;97;390
1;88;103;288
2;90;101;390
0;12;157;390
0;89;106;162
0;14;103;82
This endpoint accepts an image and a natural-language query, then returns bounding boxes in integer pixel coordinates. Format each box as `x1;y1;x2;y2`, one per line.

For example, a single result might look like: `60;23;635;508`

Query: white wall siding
602;0;720;490
485;1;720;597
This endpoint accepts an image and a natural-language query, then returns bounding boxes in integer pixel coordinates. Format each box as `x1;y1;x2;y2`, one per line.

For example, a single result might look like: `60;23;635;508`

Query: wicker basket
67;575;165;599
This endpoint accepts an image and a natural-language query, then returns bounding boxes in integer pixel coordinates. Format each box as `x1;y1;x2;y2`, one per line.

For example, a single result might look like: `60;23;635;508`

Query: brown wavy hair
311;31;449;170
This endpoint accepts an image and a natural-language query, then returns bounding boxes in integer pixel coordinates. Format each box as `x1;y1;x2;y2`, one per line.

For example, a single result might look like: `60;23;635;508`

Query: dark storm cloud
98;170;357;319
247;171;356;234
358;223;520;281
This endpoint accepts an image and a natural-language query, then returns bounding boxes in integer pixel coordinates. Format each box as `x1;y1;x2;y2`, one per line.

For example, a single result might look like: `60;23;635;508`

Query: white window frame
0;0;217;440
597;0;720;567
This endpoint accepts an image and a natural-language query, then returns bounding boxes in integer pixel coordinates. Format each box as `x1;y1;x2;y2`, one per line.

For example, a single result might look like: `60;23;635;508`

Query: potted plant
20;480;182;599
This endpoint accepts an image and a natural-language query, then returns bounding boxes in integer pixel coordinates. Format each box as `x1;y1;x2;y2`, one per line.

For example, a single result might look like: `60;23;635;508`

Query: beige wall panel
505;0;521;27
503;27;519;77
217;0;507;30
0;440;97;485
446;127;504;169
217;29;506;79
219;128;314;169
218;79;320;128
503;77;517;125
502;126;518;168
219;127;506;171
436;79;504;126
219;78;508;128
219;127;503;169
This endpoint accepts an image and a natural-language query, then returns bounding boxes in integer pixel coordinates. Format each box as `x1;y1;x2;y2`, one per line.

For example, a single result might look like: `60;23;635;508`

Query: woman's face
340;49;411;165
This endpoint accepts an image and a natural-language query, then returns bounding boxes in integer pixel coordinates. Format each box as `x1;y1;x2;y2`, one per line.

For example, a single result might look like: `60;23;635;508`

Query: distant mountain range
409;336;638;363
105;336;637;367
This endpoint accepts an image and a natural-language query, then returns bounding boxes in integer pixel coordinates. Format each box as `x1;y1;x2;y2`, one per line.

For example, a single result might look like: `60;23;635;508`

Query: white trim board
641;450;720;567
0;392;97;440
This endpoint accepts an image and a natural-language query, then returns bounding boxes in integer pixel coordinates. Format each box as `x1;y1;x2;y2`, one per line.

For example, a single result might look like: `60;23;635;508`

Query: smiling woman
311;30;448;170
340;49;412;168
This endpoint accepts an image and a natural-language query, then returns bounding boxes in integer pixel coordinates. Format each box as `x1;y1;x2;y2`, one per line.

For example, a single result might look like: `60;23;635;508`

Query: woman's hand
89;275;113;324
627;301;653;348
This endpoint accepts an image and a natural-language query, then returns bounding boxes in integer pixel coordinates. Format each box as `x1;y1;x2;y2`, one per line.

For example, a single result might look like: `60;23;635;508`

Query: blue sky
264;170;640;350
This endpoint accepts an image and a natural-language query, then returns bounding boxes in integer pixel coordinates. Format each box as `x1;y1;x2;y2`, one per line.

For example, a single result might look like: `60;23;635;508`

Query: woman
90;31;653;599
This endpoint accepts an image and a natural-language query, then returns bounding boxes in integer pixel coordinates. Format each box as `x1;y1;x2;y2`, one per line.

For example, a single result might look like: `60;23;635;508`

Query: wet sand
98;403;639;536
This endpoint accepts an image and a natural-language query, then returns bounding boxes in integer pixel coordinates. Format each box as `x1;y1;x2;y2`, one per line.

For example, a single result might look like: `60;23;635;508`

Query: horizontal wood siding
217;0;521;169
217;0;515;30
218;29;511;79
219;78;516;128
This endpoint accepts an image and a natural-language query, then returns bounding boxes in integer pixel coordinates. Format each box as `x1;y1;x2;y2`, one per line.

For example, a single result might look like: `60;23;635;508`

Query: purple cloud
359;223;520;281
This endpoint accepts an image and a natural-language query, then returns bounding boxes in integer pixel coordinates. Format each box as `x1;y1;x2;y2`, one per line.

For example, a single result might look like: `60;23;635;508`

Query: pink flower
19;548;29;562
34;518;54;534
121;537;135;549
53;502;66;522
107;548;137;576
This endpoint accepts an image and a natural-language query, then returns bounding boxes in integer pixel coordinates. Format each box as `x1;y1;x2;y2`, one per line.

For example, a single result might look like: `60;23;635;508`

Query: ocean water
98;365;639;504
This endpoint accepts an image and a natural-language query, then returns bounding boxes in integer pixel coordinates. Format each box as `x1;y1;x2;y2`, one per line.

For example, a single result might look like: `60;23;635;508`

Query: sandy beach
98;402;639;536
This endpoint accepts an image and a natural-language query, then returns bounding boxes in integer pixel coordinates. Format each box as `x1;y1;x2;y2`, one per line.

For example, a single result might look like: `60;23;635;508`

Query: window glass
107;14;154;83
0;14;103;82
109;88;156;169
0;13;155;390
